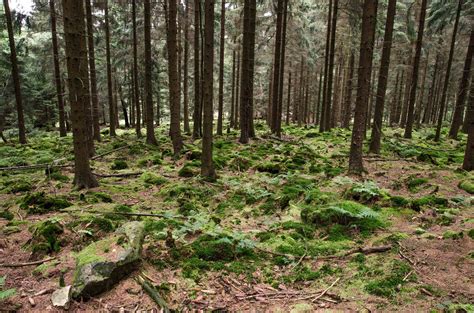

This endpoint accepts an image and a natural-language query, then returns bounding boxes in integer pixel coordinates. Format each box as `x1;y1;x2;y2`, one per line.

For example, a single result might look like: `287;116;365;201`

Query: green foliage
0;210;14;220
405;176;429;192
141;172;167;186
442;230;463;240
255;161;282;174
344;181;385;203
365;260;413;298
0;276;16;301
86;191;113;203
458;180;474;194
4;179;32;194
178;163;197;177
19;192;72;214
111;159;128;170
29;218;64;254
411;195;448;211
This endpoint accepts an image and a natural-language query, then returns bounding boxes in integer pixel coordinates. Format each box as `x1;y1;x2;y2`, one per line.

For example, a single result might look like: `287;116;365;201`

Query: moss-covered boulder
458;180;474;194
71;221;145;299
19;192;72;214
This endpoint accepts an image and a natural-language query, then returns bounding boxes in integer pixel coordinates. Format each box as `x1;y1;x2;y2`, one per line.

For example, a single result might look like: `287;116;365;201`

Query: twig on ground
94;171;142;178
0;257;56;268
312;277;341;303
135;275;170;313
91;145;128;160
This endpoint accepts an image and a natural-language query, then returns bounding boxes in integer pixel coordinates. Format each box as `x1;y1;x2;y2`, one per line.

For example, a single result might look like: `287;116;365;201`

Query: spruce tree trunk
342;52;355;129
462;79;474;170
3;0;27;144
415;54;429;127
389;71;400;126
286;65;292;126
239;0;257;143
369;0;396;154
449;28;474;139
85;0;101;142
435;0;462;142
320;0;333;132
316;68;323;125
49;0;67;137
424;54;439;124
61;0;98;189
404;0;427;138
132;0;142;138
192;0;201;139
270;0;284;134
167;0;183;155
216;0;225;136
348;0;378;174
183;0;191;134
276;0;289;137
230;38;236;129
201;0;216;180
144;0;158;145
325;0;338;131
105;1;116;137
235;47;241;128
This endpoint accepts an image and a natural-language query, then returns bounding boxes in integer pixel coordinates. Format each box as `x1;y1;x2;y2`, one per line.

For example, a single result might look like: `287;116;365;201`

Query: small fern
0;276;16;301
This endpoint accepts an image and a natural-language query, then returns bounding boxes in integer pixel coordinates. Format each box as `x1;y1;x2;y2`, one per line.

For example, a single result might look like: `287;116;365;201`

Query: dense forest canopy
0;0;473;311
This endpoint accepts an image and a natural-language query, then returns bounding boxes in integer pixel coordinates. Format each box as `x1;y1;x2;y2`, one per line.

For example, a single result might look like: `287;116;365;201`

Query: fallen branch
136;275;170;313
91;145;128;161
0;257;56;268
94;171;142;178
312;277;341;303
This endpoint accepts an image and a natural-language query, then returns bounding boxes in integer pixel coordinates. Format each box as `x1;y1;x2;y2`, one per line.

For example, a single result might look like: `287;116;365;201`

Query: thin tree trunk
192;0;201;139
201;0;216;179
183;0;191;134
50;0;67;137
435;0;462;142
235;47;241;128
217;0;226;135
424;54;439;124
270;0;284;134
230;38;236;129
463;78;474;170
369;0;396;153
85;0;101;142
316;68;323;125
415;53;429;127
3;0;26;144
320;0;332;132
449;28;474;139
144;0;158;145
286;63;292;126
276;0;289;137
325;0;338;131
132;0;142;138
167;0;183;155
105;1;116;137
348;0;378;174
61;0;98;189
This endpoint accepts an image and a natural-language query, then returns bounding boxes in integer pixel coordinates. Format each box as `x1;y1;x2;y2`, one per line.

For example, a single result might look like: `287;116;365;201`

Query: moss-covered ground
0;124;472;311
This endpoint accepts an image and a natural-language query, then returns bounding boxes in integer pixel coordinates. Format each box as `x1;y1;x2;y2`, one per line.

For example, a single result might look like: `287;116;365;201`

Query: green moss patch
19;192;72;214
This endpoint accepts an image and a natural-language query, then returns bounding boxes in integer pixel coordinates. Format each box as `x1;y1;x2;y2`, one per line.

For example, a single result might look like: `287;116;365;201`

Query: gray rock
51;286;72;309
72;221;145;299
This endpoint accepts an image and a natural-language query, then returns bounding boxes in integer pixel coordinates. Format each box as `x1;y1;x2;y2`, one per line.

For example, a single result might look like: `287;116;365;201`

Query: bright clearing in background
10;0;34;15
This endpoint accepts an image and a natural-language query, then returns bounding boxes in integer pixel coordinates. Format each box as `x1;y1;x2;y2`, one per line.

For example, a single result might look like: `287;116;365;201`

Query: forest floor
0;123;473;312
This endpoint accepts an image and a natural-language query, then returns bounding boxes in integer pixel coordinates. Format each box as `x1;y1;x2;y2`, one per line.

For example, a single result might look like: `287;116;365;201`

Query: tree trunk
369;0;396;154
105;0;116;137
316;68;323;125
235;47;241;128
389;70;400;126
435;0;462;142
320;0;332;132
239;0;257;143
348;0;378;174
61;0;98;189
286;64;292;125
463;78;474;170
132;0;142;138
183;0;191;134
276;0;289;136
230;38;236;129
342;52;355;129
3;0;27;144
216;0;225;135
144;0;158;145
192;0;202;139
414;53;429;127
270;0;284;134
424;54;439;124
85;0;101;142
50;0;67;137
201;0;216;180
404;0;427;138
167;0;183;155
449;28;474;139
325;0;338;131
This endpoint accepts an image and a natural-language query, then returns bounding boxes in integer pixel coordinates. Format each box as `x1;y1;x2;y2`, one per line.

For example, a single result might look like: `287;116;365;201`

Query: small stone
51;286;71;310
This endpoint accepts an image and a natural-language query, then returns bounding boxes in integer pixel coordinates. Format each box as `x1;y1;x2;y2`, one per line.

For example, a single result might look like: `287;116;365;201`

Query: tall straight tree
275;0;289;137
202;0;216;180
404;0;427;139
49;0;67;137
463;78;474;170
132;0;141;138
167;0;183;155
239;0;257;143
325;0;338;130
369;0;396;153
348;0;378;174
319;0;332;132
85;0;101;142
449;28;473;139
3;0;27;144
342;51;354;129
216;0;226;136
434;0;462;142
183;0;191;134
270;0;284;134
105;0;116;136
192;0;201;139
61;0;98;189
144;0;158;145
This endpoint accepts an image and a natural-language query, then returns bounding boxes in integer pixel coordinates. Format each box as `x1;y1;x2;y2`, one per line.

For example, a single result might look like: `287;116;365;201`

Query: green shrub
0;210;14;221
406;176;429;192
111;159;128;170
5;180;32;194
255;161;281;174
141;172;167;186
411;195;448;211
458;180;474;194
344;181;384;203
19;192;72;214
365;260;412;298
29;218;64;254
178;164;197;177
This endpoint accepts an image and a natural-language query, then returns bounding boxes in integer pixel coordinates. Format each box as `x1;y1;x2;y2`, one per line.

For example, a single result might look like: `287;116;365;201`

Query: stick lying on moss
135;275;170;312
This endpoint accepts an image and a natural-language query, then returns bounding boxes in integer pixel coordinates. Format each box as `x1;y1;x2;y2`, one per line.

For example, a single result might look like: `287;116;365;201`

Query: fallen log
0;257;57;268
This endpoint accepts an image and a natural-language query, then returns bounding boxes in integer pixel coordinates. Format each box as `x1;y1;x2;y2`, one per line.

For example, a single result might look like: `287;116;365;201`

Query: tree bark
132;0;142;138
449;28;474;139
61;0;98;189
342;52;355;129
325;0;338;131
3;0;27;144
270;0;284;134
435;0;462;142
49;0;67;137
404;0;427;138
216;0;226;136
369;0;396;154
192;0;202;139
230;38;236;129
463;78;474;170
167;0;183;155
276;0;289;137
286;64;292;126
183;0;191;134
85;0;101;142
144;0;158;145
348;0;378;174
320;0;332;132
105;0;116;137
201;0;216;180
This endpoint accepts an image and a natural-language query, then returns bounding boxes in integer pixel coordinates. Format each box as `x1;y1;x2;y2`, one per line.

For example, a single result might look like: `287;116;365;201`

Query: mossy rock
0;210;14;221
86;191;113;203
365;260;412;298
141;172;167;186
255;161;281;174
390;196;410;208
19;192;72;214
458;180;474;194
72;221;145;299
5;180;32;194
406;176;429;192
442;230;463;240
110;159;128;170
411;195;448;211
191;235;236;261
186;149;202;160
